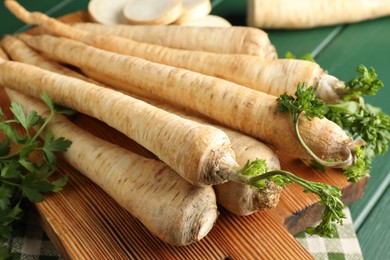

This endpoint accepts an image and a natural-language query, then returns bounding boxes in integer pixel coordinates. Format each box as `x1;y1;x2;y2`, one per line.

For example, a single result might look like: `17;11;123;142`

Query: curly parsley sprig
284;52;388;175
0;93;72;258
276;84;357;169
325;66;389;182
342;65;384;101
231;159;345;238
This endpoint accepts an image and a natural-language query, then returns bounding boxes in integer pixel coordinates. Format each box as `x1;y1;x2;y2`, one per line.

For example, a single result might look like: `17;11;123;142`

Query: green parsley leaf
285;51;316;63
42;131;72;166
10;102;42;130
40;92;55;112
51;175;68;192
43;131;72;153
325;98;389;181
0;122;26;144
343;65;383;100
0;139;11;157
277;83;328;122
0;94;71;256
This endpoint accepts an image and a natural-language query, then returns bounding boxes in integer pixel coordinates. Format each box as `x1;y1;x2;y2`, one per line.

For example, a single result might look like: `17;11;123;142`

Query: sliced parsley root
0;93;71;257
230;159;345;238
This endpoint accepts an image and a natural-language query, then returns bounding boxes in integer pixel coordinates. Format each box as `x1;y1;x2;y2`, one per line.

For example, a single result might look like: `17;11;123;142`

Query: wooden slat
30;132;315;259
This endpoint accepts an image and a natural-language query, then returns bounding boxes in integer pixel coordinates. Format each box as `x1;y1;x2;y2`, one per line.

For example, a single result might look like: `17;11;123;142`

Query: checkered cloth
6;208;362;259
6;210;61;259
295;208;363;260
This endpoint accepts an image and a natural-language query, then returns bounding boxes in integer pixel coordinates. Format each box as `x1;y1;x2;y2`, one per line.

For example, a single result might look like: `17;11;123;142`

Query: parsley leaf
324;66;389;181
285;51;316;63
0;94;71;257
278;83;328;121
326;98;390;182
10;102;42;131
343;65;384;100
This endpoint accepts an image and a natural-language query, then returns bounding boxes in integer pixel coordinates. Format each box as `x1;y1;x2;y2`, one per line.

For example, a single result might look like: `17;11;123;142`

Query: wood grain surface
0;10;368;259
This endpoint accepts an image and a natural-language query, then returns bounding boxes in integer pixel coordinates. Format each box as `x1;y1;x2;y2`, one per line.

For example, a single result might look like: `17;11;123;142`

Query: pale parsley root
229;159;345;238
277;83;363;169
276;79;388;183
284;52;389;181
0;93;72;258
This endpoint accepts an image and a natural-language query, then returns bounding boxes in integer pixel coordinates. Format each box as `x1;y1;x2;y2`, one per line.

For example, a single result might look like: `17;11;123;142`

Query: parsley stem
0;153;19;160
31;111;54;143
245;168;345;238
0;114;53;160
294;113;355;168
0;178;21;187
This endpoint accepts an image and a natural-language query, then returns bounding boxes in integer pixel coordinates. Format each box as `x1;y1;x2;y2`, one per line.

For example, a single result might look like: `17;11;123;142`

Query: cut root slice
174;0;211;24
123;0;183;25
179;15;232;27
88;0;129;24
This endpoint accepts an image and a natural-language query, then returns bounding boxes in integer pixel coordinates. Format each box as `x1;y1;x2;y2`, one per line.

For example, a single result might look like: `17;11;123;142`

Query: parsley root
130;98;347;236
5;1;350;104
121;0;183;25
17;33;357;165
140;99;284;216
1;35;101;85
214;134;283;216
2;37;284;215
0;47;8;59
247;0;390;29
72;23;277;56
4;88;218;246
70;23;349;102
72;22;273;56
0;60;71;254
4;0;276;59
0;56;240;187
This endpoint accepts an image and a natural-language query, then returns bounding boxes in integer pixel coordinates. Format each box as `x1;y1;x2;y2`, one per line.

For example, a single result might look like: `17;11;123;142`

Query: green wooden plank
45;0;89;18
211;0;247;26
0;0;65;37
267;27;343;58
351;157;390;229
316;17;390;114
313;17;390;225
0;0;90;37
356;185;390;260
312;17;390;259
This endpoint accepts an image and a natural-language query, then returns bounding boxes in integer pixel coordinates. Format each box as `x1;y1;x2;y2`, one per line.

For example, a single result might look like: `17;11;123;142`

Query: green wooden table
1;0;389;259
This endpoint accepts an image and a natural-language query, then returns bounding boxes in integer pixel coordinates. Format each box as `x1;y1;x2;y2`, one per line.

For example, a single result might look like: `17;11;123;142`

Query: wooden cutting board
1;10;368;259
